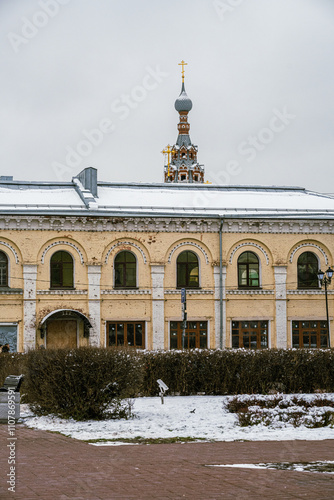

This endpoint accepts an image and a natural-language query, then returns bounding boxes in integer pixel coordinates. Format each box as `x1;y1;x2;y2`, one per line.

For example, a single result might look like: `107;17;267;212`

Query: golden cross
178;60;188;82
161;144;173;177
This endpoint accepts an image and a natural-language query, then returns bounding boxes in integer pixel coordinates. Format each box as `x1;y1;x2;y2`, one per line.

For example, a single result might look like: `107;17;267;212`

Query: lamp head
317;270;324;281
327;267;334;279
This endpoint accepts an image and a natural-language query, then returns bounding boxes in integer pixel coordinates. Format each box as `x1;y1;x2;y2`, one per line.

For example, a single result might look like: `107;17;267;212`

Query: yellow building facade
1;71;333;352
0;168;334;352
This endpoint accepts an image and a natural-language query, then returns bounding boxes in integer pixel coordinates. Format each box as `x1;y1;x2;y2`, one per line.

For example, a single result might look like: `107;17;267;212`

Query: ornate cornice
0;215;334;234
0;216;219;233
223;219;334;234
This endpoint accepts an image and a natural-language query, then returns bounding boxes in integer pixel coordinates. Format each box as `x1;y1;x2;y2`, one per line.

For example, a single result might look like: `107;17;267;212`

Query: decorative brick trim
165;289;214;295
104;242;147;264
0;241;19;263
229;242;270;265
287;289;334;295
223;220;334;234
167;242;209;264
1;216;334;235
289;243;329;264
41;241;84;264
227;289;274;295
37;289;87;295
101;289;151;295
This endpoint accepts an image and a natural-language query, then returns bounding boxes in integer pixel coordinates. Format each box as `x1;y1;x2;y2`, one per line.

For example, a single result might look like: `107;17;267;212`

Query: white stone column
23;264;37;351
214;265;227;348
151;265;165;350
87;265;101;346
274;266;287;348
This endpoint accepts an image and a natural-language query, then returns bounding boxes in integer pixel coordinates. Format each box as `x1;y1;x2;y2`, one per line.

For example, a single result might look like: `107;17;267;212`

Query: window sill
238;287;262;290
0;287;23;295
165;289;214;295
50;287;76;291
176;287;201;290
114;287;139;290
297;287;321;291
38;289;87;295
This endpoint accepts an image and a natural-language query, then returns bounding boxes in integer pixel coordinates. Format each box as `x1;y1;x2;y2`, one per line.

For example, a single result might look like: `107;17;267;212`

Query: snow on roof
94;183;334;218
1;177;334;219
0;183;84;211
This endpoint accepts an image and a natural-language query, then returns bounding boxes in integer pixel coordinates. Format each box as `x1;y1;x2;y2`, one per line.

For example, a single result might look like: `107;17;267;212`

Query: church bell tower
162;61;205;183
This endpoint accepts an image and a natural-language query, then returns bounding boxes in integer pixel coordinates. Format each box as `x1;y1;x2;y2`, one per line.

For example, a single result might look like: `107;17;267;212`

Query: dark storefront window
232;321;268;349
170;321;207;349
107;322;145;348
292;321;328;348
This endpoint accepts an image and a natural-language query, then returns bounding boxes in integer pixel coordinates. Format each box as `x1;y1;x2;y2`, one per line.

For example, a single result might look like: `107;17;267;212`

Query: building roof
1;169;334;219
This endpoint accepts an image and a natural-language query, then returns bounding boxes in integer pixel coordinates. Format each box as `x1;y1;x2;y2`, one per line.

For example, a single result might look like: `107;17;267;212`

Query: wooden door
46;320;77;348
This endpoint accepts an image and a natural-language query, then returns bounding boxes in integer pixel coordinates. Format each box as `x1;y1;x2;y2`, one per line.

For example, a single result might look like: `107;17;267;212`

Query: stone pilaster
87;265;101;346
214;265;226;348
151;265;165;349
23;265;37;351
274;266;287;348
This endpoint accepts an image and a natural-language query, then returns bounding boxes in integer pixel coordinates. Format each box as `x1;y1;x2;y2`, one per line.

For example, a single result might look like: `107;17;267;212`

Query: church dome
174;83;193;112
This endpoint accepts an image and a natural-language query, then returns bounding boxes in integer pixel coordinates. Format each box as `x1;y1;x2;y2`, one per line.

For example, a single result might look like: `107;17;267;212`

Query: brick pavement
0;425;334;499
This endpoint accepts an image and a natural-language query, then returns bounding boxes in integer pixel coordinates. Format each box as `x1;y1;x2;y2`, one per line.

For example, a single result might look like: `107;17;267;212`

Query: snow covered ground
21;394;334;444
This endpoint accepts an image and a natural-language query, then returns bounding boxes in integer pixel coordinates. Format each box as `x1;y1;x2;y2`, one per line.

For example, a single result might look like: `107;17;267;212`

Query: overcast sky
1;0;334;193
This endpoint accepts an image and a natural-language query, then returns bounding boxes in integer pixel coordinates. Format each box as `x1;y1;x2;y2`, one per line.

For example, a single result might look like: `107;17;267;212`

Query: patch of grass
85;436;208;445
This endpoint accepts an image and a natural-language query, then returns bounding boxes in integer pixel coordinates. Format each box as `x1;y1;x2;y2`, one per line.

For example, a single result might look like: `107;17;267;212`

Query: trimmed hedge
23;347;143;420
141;349;334;395
1;348;334;419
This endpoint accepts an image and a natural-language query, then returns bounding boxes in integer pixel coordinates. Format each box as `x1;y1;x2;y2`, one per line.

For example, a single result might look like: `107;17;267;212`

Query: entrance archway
39;310;92;349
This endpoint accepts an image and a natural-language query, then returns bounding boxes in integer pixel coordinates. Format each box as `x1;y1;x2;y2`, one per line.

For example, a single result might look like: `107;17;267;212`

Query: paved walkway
0;425;334;499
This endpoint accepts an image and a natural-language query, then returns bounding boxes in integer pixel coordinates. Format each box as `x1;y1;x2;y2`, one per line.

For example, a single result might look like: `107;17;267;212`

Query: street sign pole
181;288;187;349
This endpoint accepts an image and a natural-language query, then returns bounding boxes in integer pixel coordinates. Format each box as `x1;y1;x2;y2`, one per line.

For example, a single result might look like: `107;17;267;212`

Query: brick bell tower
162;61;205;183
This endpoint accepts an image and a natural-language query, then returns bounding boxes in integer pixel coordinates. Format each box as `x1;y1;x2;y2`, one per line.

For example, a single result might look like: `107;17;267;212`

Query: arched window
177;251;199;288
297;252;319;289
238;251;259;288
50;251;74;288
114;251;137;288
0;251;8;287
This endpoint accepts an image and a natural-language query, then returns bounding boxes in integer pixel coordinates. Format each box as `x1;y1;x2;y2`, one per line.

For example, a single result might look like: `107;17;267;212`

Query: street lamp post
317;267;333;348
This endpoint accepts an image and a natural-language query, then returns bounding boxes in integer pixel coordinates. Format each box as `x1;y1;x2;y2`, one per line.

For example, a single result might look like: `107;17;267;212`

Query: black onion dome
174;82;193;112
